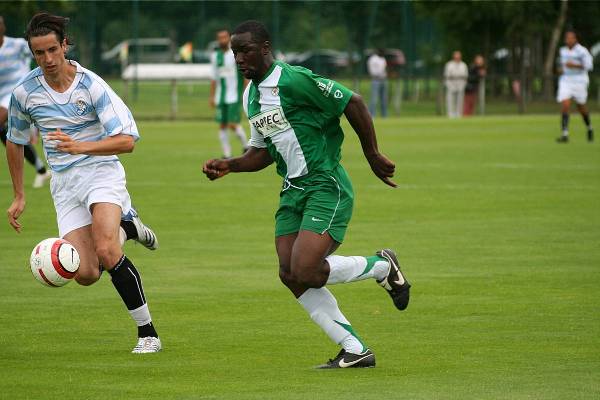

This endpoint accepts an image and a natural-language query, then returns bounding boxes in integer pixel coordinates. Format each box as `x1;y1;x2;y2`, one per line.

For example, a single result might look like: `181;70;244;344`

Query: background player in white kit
6;13;161;353
556;30;593;143
0;15;51;188
209;28;248;158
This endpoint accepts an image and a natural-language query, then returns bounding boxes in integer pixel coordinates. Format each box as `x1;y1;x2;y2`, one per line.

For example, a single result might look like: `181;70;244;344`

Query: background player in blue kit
556;30;594;143
0;15;51;188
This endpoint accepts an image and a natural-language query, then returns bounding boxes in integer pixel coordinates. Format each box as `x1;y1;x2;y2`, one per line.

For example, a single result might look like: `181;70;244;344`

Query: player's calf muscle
290;265;328;288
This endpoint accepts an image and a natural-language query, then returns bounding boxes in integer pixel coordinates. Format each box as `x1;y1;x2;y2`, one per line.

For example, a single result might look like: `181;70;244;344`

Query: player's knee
290;266;323;288
75;269;100;286
94;242;121;268
278;264;294;286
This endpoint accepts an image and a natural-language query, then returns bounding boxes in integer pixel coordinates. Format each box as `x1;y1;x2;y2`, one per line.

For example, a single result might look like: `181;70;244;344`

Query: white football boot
122;207;159;250
132;336;162;354
131;213;159;250
32;171;51;188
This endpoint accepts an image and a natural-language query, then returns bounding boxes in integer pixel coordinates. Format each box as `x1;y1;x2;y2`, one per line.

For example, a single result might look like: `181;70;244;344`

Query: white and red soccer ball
30;238;80;287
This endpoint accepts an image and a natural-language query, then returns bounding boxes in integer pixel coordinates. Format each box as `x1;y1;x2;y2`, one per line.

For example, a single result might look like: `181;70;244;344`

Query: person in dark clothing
463;55;486;116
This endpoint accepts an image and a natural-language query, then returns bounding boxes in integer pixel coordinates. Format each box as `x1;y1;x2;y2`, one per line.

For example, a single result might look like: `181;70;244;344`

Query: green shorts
275;165;354;243
215;102;241;124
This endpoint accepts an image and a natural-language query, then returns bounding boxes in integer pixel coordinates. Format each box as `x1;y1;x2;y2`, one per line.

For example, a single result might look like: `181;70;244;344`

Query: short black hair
232;20;270;44
565;29;577;37
25;12;71;47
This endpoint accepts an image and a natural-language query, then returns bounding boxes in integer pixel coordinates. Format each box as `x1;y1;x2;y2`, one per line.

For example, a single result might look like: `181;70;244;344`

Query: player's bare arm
565;61;584;69
344;93;397;188
209;80;216;108
203;146;272;180
6;141;26;232
46;129;135;155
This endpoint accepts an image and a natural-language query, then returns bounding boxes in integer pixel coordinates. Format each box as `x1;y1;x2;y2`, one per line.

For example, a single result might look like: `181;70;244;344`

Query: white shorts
0;93;10;109
557;81;588;104
50;161;132;237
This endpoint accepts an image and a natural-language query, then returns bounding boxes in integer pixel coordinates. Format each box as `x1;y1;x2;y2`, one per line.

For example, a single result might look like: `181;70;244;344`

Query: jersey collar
255;61;278;85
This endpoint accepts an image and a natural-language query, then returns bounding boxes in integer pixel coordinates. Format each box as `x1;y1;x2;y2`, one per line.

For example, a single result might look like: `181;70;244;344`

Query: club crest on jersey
316;80;334;97
271;87;279;96
74;98;88;116
249;106;291;138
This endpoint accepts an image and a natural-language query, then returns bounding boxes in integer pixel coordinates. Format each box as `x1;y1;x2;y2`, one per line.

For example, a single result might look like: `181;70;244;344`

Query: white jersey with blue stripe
558;43;593;84
7;60;139;172
0;36;31;102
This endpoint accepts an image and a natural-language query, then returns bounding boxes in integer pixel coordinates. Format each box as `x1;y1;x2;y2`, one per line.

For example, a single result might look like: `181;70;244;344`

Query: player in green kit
203;21;410;369
209;28;248;158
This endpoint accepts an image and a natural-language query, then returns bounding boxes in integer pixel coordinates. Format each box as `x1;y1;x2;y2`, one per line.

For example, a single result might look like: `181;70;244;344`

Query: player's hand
46;129;85;155
565;61;580;68
202;158;230;180
366;152;397;188
7;197;26;233
209;98;216;108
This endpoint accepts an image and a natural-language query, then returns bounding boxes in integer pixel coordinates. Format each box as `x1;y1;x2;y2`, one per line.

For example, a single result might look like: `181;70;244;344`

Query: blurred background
3;0;599;119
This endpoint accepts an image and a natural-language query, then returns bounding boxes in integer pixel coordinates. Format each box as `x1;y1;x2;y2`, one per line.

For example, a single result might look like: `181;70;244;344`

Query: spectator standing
444;51;468;118
367;49;388;118
463;55;486;116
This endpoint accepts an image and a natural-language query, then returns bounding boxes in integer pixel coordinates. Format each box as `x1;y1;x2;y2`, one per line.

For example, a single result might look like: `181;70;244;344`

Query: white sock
34;157;45;171
298;288;366;354
129;303;152;326
326;255;389;285
119;227;127;246
219;129;232;157
234;125;248;147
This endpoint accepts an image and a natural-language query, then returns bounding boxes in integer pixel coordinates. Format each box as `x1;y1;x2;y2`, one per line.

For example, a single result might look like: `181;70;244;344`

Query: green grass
107;79;600;120
1;115;599;399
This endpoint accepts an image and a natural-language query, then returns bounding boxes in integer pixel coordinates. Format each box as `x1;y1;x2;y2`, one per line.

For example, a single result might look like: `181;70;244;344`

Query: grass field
1;115;599;399
107;79;600;120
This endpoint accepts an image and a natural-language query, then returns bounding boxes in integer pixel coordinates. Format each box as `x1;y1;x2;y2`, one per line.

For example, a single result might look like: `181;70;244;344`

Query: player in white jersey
6;13;161;353
556;30;593;143
209;28;248;158
0;15;51;188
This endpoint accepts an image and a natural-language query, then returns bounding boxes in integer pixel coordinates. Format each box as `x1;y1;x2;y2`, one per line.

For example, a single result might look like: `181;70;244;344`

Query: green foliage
416;0;600;61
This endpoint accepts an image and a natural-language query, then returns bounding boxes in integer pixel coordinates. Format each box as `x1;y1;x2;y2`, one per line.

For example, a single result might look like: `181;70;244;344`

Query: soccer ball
30;238;80;287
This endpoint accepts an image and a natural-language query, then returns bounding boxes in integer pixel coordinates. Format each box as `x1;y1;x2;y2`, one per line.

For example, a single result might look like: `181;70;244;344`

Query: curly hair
232;20;270;44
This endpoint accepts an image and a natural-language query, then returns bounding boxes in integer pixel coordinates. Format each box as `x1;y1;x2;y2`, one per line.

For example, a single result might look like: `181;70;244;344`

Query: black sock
120;220;138;240
23;144;47;174
561;113;569;133
108;255;158;338
23;144;38;168
0;125;7;145
582;113;591;129
138;322;158;338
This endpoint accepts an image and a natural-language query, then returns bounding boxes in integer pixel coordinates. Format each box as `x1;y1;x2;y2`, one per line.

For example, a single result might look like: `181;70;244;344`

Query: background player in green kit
203;20;411;369
209;28;248;158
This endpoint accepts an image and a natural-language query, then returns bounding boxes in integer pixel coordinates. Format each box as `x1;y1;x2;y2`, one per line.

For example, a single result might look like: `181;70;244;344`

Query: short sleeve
249;124;266;148
20;39;32;65
582;48;593;72
210;52;218;81
7;93;34;145
292;70;352;118
88;76;139;140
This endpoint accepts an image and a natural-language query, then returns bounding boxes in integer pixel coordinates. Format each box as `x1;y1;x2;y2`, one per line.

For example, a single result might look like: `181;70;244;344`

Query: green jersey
243;61;353;180
211;48;244;106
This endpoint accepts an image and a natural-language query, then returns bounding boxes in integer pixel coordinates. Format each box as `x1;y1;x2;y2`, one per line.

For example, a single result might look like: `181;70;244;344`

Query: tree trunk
542;0;568;100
